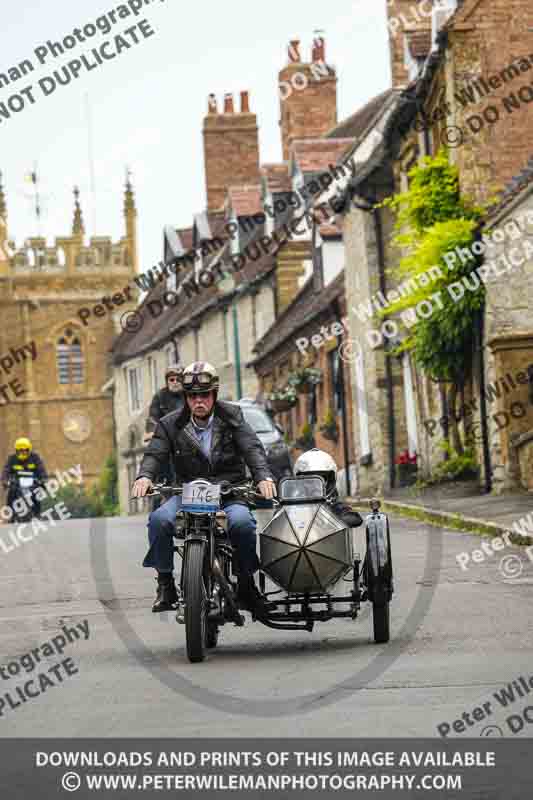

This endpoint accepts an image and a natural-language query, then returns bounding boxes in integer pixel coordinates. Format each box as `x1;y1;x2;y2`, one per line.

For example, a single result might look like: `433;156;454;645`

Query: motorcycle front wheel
183;541;208;663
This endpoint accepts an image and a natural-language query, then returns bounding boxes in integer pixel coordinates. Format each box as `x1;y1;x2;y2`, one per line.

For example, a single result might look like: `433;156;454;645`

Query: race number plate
19;476;34;489
181;482;221;512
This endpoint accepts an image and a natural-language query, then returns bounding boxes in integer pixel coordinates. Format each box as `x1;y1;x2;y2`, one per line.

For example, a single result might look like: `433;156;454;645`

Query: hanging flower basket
271;397;296;413
288;367;323;395
267;385;298;414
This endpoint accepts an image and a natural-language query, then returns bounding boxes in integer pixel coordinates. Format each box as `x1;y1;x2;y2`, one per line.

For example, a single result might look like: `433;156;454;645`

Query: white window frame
148;356;158;395
222;309;232;363
353;343;371;459
126;364;143;415
403;353;419;457
165;344;175;367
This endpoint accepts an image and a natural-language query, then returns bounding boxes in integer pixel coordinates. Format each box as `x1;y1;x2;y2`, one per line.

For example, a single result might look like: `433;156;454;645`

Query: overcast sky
0;0;391;272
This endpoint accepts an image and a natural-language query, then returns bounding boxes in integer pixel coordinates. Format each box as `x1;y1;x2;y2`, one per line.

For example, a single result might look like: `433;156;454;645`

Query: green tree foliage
381;149;487;453
41;454;120;519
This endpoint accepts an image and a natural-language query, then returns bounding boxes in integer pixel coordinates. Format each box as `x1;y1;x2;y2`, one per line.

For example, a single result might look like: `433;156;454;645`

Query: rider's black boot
152;573;178;613
237;575;268;617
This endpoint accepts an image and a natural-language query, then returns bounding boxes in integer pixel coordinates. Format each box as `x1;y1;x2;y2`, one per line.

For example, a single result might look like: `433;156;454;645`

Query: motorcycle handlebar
142;481;270;501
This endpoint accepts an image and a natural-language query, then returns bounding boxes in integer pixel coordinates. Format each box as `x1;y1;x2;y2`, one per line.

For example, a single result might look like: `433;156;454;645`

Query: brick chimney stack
279;36;338;161
203;91;260;212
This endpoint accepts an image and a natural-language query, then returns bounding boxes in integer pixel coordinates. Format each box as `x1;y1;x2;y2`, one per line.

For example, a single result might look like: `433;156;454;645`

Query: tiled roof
290;138;354;173
406;30;432;59
261;163;291;193
227;184;263;217
325;89;394;140
487;155;533;220
252;271;345;364
112;209;301;364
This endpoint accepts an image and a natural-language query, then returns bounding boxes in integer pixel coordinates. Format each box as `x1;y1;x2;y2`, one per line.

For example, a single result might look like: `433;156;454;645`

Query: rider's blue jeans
142;495;259;576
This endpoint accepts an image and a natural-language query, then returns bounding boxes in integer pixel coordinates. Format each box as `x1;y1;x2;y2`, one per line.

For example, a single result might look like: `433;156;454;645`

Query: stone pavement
350;486;533;541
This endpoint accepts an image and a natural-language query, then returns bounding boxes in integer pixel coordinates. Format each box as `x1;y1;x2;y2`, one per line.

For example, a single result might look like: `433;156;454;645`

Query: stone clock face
62;411;91;443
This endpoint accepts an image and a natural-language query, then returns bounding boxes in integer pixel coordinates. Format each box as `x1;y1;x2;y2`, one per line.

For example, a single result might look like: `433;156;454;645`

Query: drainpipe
475;304;492;493
352;195;396;490
333;298;351;497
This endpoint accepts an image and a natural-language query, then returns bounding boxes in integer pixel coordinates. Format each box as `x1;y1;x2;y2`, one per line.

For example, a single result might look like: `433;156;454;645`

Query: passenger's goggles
182;372;214;389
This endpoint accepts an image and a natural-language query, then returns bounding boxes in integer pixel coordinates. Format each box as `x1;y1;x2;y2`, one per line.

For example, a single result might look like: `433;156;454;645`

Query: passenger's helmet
182;361;219;395
15;437;32;460
294;448;338;498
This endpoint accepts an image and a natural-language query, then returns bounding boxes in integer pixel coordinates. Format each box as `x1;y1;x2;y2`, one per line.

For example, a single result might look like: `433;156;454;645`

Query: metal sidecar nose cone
259;503;353;593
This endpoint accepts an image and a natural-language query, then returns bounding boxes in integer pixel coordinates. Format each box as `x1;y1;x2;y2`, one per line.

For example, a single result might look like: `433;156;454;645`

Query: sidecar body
257;476;393;641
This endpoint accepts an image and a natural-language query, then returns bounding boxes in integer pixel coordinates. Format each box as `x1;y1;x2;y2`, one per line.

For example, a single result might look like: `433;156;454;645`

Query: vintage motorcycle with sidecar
148;475;394;663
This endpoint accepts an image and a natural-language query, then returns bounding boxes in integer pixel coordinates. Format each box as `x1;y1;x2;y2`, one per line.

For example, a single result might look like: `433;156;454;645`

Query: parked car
233;400;292;481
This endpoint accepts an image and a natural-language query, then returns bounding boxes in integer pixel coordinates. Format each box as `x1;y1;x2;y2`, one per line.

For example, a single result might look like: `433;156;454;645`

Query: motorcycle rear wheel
184;542;208;663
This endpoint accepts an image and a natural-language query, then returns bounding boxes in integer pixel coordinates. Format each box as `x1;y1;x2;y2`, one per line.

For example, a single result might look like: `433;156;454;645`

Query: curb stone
348;496;533;548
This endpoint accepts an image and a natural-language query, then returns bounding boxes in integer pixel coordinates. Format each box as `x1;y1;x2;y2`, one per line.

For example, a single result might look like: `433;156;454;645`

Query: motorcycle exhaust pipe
212;558;244;627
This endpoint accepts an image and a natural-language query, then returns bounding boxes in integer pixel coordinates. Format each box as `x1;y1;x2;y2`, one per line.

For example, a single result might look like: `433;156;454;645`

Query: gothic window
56;329;84;384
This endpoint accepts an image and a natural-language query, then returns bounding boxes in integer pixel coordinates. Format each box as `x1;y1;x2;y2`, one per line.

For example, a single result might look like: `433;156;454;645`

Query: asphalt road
1;508;533;739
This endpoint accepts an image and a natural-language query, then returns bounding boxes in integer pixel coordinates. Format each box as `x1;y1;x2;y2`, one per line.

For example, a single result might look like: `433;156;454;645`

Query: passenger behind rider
143;364;185;508
131;361;277;615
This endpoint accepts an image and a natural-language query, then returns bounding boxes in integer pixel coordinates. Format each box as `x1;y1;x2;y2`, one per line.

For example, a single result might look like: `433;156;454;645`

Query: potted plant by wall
319;409;339;442
288;367;323;395
268;385;297;414
293;422;316;450
396;450;418;487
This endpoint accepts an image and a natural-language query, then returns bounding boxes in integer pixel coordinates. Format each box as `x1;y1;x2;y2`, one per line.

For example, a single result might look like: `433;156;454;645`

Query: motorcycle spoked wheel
183;541;209;663
363;556;391;645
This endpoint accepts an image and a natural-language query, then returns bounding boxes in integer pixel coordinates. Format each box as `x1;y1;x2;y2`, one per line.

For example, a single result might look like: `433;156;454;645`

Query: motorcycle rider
143;364;185;504
293;449;363;528
1;437;48;517
131;361;277;614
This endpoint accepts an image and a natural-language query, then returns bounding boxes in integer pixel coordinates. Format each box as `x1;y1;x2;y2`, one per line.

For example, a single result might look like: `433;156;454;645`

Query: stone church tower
0;173;138;485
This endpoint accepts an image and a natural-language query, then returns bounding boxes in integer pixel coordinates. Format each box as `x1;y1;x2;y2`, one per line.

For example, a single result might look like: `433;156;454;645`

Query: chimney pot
208;93;218;114
288;39;301;63
240;90;250;113
312;35;325;62
224;93;234;113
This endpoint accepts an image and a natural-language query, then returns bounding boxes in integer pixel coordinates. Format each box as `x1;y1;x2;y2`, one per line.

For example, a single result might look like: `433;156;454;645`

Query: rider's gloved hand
257;479;277;500
132;477;153;498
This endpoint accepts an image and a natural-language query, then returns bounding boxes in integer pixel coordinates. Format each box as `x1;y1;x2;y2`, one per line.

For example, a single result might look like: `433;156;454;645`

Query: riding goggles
182;372;215;389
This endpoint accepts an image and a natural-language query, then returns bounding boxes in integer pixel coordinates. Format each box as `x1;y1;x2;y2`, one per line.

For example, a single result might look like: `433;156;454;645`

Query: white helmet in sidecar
293;448;338;497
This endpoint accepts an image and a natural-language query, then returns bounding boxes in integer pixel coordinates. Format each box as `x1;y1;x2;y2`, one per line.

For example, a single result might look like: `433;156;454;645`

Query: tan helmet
182;361;219;395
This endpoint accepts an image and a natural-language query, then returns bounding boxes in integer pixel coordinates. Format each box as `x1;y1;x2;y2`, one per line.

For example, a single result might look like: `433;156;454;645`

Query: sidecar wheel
372;601;390;644
184;542;208;663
